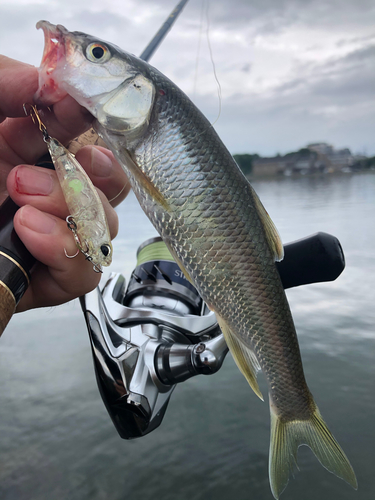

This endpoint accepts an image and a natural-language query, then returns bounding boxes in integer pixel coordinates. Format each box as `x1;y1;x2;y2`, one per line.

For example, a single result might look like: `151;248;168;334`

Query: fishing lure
24;104;113;273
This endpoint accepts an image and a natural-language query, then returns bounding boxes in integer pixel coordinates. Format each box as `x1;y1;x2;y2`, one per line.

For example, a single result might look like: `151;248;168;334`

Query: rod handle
0;197;33;336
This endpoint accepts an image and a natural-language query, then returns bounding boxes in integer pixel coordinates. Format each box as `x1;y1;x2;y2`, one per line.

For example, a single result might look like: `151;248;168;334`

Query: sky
1;0;374;157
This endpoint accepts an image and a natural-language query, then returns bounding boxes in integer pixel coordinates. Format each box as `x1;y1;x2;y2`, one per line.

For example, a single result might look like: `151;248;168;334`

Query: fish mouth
36;21;67;73
34;21;69;105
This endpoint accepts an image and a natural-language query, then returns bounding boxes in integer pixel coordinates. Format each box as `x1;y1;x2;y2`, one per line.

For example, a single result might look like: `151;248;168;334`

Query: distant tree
297;148;311;155
354;156;375;170
283;148;313;158
365;156;375;168
233;154;259;175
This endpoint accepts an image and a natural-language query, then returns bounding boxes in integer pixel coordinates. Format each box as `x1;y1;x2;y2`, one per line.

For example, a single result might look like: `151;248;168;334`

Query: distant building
307;143;355;171
307;143;334;156
251;157;286;176
251;143;357;177
252;150;319;176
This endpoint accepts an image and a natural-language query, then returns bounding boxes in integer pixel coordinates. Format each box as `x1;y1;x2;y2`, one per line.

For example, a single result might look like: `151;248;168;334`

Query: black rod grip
0;197;36;272
276;232;345;289
0;197;35;335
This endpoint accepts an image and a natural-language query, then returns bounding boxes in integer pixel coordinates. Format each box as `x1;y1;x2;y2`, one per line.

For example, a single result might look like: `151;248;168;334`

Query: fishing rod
140;0;190;61
0;0;191;335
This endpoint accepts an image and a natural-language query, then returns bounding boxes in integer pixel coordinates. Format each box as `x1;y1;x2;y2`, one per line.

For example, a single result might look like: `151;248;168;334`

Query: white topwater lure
25;104;112;272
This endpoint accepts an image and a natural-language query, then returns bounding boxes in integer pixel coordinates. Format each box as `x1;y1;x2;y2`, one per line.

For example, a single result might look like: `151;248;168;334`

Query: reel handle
277;232;345;289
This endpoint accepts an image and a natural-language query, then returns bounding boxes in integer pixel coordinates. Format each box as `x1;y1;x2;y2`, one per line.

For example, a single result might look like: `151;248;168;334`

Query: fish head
35;21;155;136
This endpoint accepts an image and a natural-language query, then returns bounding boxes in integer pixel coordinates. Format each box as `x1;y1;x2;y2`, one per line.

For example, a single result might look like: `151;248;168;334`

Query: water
0;172;374;500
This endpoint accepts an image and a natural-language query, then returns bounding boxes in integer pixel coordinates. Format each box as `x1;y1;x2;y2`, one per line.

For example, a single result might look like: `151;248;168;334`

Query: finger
7;164;119;239
75;146;130;207
14;205;101;311
0;57;38;121
7;165;64;216
0;57;42;179
0;56;93;167
0;99;93;169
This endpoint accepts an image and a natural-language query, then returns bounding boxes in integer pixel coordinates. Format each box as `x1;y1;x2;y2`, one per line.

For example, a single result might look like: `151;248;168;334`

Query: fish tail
269;401;357;499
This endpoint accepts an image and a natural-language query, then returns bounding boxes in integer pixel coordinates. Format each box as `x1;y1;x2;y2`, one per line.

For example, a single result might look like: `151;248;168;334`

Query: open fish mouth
34;21;69;105
37;21;67;72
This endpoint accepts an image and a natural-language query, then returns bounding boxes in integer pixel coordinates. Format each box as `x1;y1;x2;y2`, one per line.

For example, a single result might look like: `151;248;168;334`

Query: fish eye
100;244;111;257
86;43;111;63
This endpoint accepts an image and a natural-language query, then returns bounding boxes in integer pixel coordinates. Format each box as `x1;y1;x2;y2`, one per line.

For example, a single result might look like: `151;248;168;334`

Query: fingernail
91;148;113;177
19;205;57;234
15;166;54;195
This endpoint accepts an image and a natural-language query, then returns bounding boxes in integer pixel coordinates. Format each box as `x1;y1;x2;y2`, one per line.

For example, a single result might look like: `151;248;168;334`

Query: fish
26;104;112;271
34;21;357;498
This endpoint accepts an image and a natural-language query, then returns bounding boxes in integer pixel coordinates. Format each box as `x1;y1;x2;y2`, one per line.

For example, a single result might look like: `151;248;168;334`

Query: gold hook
23;103;50;142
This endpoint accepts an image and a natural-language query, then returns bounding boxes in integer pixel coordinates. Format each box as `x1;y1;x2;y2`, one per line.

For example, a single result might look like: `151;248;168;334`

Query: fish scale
133;75;311;416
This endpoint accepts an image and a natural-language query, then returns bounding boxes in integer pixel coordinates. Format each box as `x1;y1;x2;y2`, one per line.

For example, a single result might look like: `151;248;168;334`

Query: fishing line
204;0;222;126
192;0;205;97
108;179;129;204
193;0;222;126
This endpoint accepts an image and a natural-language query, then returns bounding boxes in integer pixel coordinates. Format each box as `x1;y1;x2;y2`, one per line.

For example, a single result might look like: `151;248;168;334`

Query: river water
0;171;374;500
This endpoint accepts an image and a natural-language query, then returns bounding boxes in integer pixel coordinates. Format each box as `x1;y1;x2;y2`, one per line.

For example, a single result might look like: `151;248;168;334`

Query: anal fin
216;315;263;401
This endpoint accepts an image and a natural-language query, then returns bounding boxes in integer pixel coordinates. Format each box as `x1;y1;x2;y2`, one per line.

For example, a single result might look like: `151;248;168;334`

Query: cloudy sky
1;0;374;157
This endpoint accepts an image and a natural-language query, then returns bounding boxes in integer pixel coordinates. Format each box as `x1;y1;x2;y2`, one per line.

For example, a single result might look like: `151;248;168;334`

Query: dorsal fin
250;186;284;262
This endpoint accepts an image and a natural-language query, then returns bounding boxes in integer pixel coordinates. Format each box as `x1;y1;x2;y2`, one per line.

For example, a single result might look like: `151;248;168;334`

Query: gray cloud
213;90;374;157
274;43;375;103
0;0;374;157
336;33;375;48
189;33;375;156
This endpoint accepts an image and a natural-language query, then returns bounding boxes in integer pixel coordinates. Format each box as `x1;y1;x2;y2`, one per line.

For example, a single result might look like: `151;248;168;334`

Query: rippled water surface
0;172;374;500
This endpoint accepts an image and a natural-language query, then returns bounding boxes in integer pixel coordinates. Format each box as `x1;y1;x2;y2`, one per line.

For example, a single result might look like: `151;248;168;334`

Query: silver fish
34;21;357;498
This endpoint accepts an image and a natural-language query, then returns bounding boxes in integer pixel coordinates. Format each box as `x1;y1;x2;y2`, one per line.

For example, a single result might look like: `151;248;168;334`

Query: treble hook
65;216;103;273
23;103;50;143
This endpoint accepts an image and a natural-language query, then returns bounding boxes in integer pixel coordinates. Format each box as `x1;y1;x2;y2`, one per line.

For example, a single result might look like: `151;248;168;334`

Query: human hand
0;55;130;312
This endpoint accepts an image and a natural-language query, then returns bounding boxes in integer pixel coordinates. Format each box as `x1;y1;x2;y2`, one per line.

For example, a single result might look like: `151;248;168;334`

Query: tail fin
269;403;357;499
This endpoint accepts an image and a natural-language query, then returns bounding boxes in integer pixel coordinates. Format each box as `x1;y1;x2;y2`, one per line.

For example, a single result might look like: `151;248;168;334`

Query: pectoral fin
121;149;170;210
216;315;263;401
